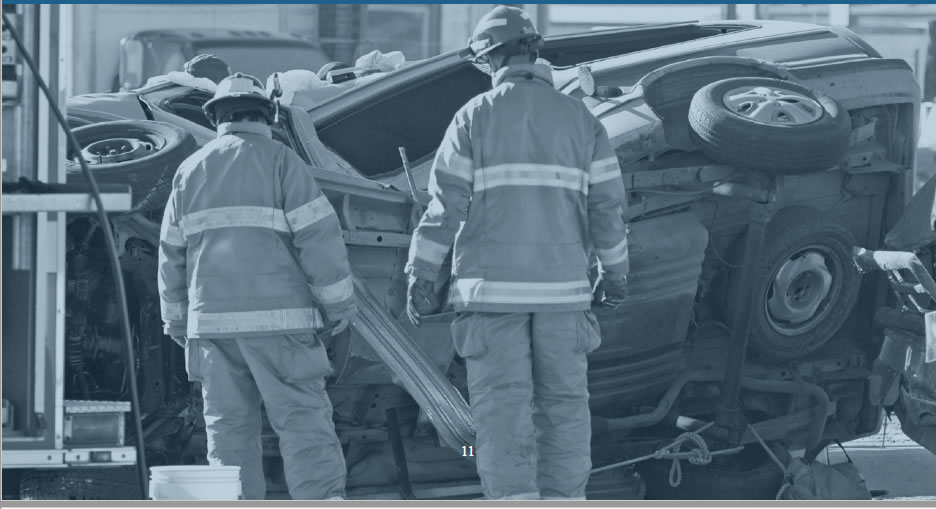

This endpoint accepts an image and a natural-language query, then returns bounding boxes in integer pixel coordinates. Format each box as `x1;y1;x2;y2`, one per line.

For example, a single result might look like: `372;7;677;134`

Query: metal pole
712;199;776;444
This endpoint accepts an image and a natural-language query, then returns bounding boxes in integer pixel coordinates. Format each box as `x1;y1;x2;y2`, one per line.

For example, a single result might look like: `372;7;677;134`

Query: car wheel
636;444;784;500
726;207;861;362
19;467;140;500
66;120;197;212
688;77;851;174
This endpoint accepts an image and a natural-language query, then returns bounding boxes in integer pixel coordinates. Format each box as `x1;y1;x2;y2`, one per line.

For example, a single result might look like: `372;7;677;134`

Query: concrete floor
817;416;936;500
822;446;936;499
828;417;936;500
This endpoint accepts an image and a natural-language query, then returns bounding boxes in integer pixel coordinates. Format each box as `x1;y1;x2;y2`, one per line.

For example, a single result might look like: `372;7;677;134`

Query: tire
726;207;861;361
19;467;141;500
688;77;851;175
636;445;784;500
66;120;197;213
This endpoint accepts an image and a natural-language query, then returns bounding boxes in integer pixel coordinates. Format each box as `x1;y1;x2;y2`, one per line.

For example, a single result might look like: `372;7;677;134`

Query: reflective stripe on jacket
405;63;629;313
158;121;356;339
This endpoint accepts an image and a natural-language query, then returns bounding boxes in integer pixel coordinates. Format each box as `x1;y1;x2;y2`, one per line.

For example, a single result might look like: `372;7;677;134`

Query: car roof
552;20;874;87
128;28;316;46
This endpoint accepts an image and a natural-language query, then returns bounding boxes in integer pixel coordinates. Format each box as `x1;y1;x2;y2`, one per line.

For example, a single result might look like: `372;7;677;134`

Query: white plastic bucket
149;465;242;500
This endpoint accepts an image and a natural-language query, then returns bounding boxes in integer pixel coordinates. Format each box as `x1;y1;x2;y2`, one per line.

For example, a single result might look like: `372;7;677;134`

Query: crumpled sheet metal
350;273;475;452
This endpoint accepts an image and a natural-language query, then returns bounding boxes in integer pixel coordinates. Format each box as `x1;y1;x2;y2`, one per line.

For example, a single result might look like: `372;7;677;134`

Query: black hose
2;11;149;499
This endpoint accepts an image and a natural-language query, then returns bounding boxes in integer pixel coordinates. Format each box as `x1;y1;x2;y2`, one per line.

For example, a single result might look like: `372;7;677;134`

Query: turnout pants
184;333;346;500
451;311;601;500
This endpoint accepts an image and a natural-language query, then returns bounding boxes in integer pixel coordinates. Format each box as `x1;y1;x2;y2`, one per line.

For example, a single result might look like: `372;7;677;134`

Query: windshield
193;42;332;81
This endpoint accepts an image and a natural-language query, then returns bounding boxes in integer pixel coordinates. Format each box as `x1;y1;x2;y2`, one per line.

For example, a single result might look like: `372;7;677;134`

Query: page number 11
462;445;474;457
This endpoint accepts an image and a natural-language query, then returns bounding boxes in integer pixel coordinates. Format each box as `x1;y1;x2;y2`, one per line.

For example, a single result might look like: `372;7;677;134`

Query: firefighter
404;5;630;501
184;54;231;84
157;73;354;500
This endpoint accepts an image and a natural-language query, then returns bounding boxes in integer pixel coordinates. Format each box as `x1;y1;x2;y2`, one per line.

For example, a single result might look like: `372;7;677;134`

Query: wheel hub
722;86;824;126
765;250;834;335
79;138;156;165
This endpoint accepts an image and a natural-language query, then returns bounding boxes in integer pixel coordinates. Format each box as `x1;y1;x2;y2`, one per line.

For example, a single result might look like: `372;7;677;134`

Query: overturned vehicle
31;19;936;500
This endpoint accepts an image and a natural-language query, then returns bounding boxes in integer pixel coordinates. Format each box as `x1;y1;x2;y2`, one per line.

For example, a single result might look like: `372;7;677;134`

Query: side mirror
119;38;144;91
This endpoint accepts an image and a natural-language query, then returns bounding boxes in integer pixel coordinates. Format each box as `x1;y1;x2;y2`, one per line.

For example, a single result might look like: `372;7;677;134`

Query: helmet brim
468;34;543;61
203;94;275;126
470;41;505;60
204;93;273;113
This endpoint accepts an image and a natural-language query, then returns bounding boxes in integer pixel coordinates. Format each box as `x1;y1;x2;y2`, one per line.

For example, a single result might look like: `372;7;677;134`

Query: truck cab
117;29;332;92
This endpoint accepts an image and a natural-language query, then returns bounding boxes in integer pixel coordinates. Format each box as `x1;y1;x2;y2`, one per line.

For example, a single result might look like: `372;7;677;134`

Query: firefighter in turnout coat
404;6;631;501
158;73;355;500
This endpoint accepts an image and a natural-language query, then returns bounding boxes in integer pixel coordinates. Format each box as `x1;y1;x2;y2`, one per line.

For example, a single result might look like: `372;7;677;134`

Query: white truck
69;4;323;95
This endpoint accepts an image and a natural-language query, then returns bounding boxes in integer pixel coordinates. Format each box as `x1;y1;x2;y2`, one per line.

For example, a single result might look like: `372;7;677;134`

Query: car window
158;89;215;131
141;84;296;148
143;40;187;83
315;62;491;178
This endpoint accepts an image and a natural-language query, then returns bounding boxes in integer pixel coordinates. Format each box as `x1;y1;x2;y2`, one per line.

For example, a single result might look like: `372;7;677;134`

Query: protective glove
171;336;187;348
329;318;350;337
407;277;440;327
599;274;629;309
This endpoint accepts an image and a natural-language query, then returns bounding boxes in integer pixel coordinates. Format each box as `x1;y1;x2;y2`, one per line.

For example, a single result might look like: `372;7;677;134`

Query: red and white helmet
202;72;275;127
466;5;543;61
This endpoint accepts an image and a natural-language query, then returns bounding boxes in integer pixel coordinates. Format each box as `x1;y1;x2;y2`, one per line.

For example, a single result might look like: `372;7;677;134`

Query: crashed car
45;19;935;500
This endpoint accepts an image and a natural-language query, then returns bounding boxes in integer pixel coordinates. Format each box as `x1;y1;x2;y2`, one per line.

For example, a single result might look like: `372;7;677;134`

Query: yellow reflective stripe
190;307;323;335
161;300;187;321
435;153;474;183
286;195;335;232
595;237;629;267
180;206;289;236
161;222;186;247
413;236;451;266
311;275;354;305
474;164;589;193
450;279;593;305
590;156;621;185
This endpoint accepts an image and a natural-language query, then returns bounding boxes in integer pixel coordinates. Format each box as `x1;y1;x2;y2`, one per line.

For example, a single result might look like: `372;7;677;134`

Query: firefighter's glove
600;274;630;309
171;336;187;348
407;277;440;328
329;318;350;337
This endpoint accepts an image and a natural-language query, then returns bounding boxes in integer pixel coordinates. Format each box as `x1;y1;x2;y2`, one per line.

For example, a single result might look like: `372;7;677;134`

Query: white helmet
202;72;275;127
